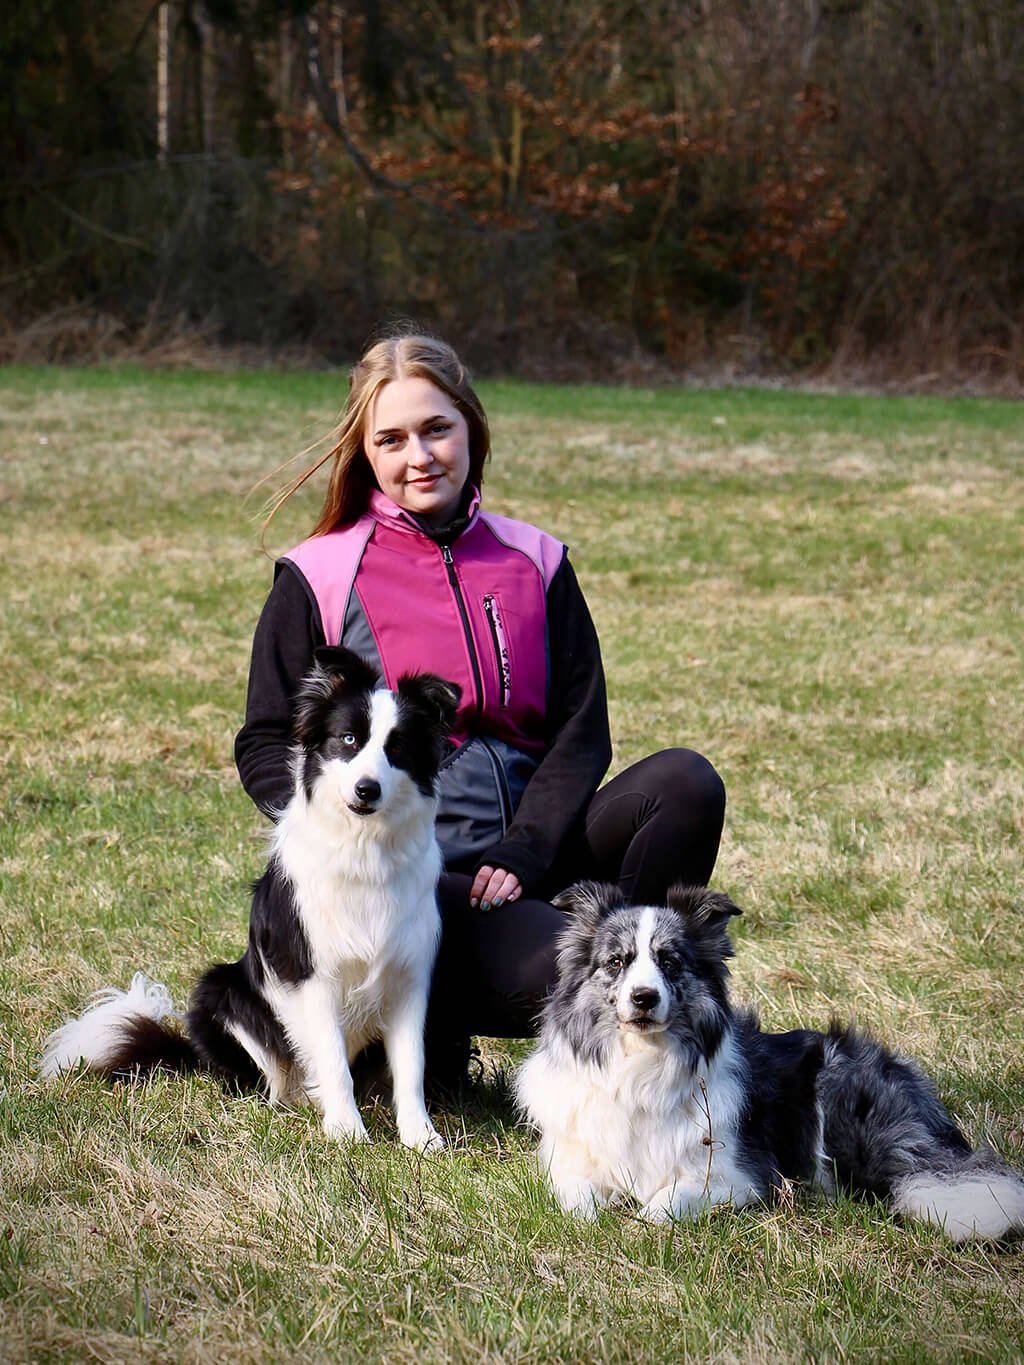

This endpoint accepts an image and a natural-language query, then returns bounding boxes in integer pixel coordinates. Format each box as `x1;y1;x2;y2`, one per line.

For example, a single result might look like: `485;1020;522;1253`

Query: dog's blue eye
341;733;357;747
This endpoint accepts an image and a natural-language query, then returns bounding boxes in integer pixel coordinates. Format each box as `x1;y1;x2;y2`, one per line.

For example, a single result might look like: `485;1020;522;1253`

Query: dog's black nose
354;778;381;804
630;986;660;1012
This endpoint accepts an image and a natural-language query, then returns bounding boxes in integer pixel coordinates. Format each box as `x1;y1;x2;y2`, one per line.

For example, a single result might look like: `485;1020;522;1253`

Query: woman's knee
633;747;726;823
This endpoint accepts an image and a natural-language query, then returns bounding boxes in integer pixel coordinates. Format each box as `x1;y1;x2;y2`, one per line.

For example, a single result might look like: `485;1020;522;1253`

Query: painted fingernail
481;900;490;911
493;897;503;908
470;898;478;908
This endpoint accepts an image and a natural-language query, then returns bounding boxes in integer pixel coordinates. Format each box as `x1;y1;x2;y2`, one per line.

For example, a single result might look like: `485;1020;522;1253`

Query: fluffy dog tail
39;973;199;1080
893;1158;1024;1243
819;1025;1024;1242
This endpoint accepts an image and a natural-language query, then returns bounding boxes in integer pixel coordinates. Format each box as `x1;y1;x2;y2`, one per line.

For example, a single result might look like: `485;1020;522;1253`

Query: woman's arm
234;564;323;817
473;555;612;895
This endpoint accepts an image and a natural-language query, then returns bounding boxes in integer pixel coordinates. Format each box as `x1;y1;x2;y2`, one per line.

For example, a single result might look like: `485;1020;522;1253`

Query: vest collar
367;486;481;544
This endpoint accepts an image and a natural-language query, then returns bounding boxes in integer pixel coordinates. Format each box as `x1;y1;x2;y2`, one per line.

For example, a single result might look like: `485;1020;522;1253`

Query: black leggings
428;748;726;1044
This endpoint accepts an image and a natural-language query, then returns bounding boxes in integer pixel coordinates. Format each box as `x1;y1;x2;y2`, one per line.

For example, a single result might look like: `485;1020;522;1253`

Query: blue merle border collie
517;882;1024;1241
41;647;460;1152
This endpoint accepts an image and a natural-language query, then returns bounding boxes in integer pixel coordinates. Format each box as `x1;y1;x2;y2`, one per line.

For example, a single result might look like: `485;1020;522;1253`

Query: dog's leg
544;1140;608;1217
381;981;444;1152
224;1022;294;1107
273;979;367;1142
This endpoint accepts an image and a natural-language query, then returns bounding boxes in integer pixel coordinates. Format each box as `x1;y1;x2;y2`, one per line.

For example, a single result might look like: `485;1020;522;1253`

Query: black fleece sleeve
234;564;324;818
474;555;612;892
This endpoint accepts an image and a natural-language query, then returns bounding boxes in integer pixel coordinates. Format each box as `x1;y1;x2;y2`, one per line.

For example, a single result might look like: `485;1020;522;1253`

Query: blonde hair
263;332;490;539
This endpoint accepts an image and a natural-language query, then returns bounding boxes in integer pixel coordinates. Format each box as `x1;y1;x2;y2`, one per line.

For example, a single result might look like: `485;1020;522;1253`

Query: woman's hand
470;866;523;910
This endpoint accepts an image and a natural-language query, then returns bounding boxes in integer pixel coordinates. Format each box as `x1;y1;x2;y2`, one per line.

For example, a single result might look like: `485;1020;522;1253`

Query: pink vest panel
281;497;564;756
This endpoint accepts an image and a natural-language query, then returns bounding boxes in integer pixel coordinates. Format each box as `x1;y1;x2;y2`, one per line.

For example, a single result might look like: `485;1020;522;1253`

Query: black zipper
441;543;484;724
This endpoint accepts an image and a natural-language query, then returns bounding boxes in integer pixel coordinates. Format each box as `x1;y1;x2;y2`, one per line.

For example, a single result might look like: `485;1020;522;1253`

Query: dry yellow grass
1;368;1021;1362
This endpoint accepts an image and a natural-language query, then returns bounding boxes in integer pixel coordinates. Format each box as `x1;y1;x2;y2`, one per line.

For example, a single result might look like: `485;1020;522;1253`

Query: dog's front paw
322;1112;369;1144
553;1179;603;1219
398;1117;446;1153
640;1183;707;1223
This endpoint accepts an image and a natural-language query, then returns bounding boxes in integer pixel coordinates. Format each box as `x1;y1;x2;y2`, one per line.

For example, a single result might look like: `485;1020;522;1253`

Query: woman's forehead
369;375;461;431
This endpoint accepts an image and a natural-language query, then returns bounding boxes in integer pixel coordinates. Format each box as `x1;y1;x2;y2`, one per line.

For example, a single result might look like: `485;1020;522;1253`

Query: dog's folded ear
312;646;381;693
397;673;462;731
552;881;625;925
665;884;742;959
666;884;742;925
294;649;380;744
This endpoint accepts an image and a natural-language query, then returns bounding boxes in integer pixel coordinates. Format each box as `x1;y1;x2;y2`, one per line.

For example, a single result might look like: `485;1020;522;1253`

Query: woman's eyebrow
374;414;449;438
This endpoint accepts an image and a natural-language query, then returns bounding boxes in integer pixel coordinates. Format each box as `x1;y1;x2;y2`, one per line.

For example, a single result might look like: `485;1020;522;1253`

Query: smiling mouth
347;802;378;816
408;474;442;488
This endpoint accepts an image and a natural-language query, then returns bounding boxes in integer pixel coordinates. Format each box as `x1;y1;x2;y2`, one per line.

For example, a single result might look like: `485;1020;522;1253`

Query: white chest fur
519;1030;755;1213
266;788;441;1051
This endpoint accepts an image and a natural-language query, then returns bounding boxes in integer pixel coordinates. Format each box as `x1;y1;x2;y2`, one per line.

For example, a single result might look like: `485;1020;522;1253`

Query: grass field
1;365;1022;1362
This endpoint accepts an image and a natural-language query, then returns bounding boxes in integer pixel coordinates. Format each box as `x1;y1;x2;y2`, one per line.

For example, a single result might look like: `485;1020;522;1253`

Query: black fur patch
248;860;314;986
393;673;461;796
105;1016;199;1080
187;960;293;1093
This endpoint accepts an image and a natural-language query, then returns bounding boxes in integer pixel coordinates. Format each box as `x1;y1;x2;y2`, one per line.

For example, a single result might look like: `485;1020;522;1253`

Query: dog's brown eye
657;951;680;973
606;957;624;975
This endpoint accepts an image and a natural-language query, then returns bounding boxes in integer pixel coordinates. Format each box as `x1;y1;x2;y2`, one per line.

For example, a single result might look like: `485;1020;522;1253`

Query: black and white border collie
517;882;1024;1241
41;647;460;1152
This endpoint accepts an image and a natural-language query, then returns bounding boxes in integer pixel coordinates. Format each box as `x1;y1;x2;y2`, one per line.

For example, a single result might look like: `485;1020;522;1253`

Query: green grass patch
1;366;1022;1362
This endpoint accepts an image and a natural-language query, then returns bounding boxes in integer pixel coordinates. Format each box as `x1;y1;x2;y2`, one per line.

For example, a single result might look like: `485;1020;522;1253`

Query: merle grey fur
544;881;1022;1218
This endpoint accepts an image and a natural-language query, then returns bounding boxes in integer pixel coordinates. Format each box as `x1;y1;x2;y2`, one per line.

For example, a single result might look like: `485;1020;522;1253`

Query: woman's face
364;376;471;525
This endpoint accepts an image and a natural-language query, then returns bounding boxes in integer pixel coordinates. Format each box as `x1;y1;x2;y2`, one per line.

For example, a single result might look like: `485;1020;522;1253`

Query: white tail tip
39;972;181;1079
895;1169;1024;1242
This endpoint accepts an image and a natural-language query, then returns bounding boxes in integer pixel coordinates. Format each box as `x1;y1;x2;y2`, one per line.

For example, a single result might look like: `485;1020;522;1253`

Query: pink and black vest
281;489;566;863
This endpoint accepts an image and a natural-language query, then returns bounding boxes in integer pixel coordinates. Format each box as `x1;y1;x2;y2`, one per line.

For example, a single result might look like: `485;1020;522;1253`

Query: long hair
263;332;490;539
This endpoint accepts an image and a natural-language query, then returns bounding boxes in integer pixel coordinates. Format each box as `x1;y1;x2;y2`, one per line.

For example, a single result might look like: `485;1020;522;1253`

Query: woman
235;332;725;1084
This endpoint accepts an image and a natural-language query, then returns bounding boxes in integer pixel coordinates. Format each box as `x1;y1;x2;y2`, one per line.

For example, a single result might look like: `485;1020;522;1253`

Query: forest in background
3;0;1023;387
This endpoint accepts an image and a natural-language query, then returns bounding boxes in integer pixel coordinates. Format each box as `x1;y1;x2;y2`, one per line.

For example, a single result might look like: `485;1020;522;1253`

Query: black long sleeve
234;564;323;817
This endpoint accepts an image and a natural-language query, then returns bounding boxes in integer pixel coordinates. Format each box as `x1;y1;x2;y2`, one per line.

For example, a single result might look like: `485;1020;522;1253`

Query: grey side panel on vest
342;589;385;675
436;736;538;866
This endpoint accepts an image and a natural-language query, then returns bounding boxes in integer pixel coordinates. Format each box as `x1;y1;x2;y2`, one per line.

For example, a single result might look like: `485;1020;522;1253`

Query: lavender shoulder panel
478;511;566;590
280;518;375;647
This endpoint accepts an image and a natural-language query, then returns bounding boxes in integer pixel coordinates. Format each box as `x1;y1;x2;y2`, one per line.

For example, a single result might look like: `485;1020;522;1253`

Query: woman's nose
407;434;433;467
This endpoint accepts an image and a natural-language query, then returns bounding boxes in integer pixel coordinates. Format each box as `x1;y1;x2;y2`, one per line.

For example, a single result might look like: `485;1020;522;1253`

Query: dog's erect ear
552;881;626;926
397;673;462;731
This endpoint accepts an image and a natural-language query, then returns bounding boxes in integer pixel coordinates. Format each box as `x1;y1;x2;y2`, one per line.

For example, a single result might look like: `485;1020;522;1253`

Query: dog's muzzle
618;984;668;1032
